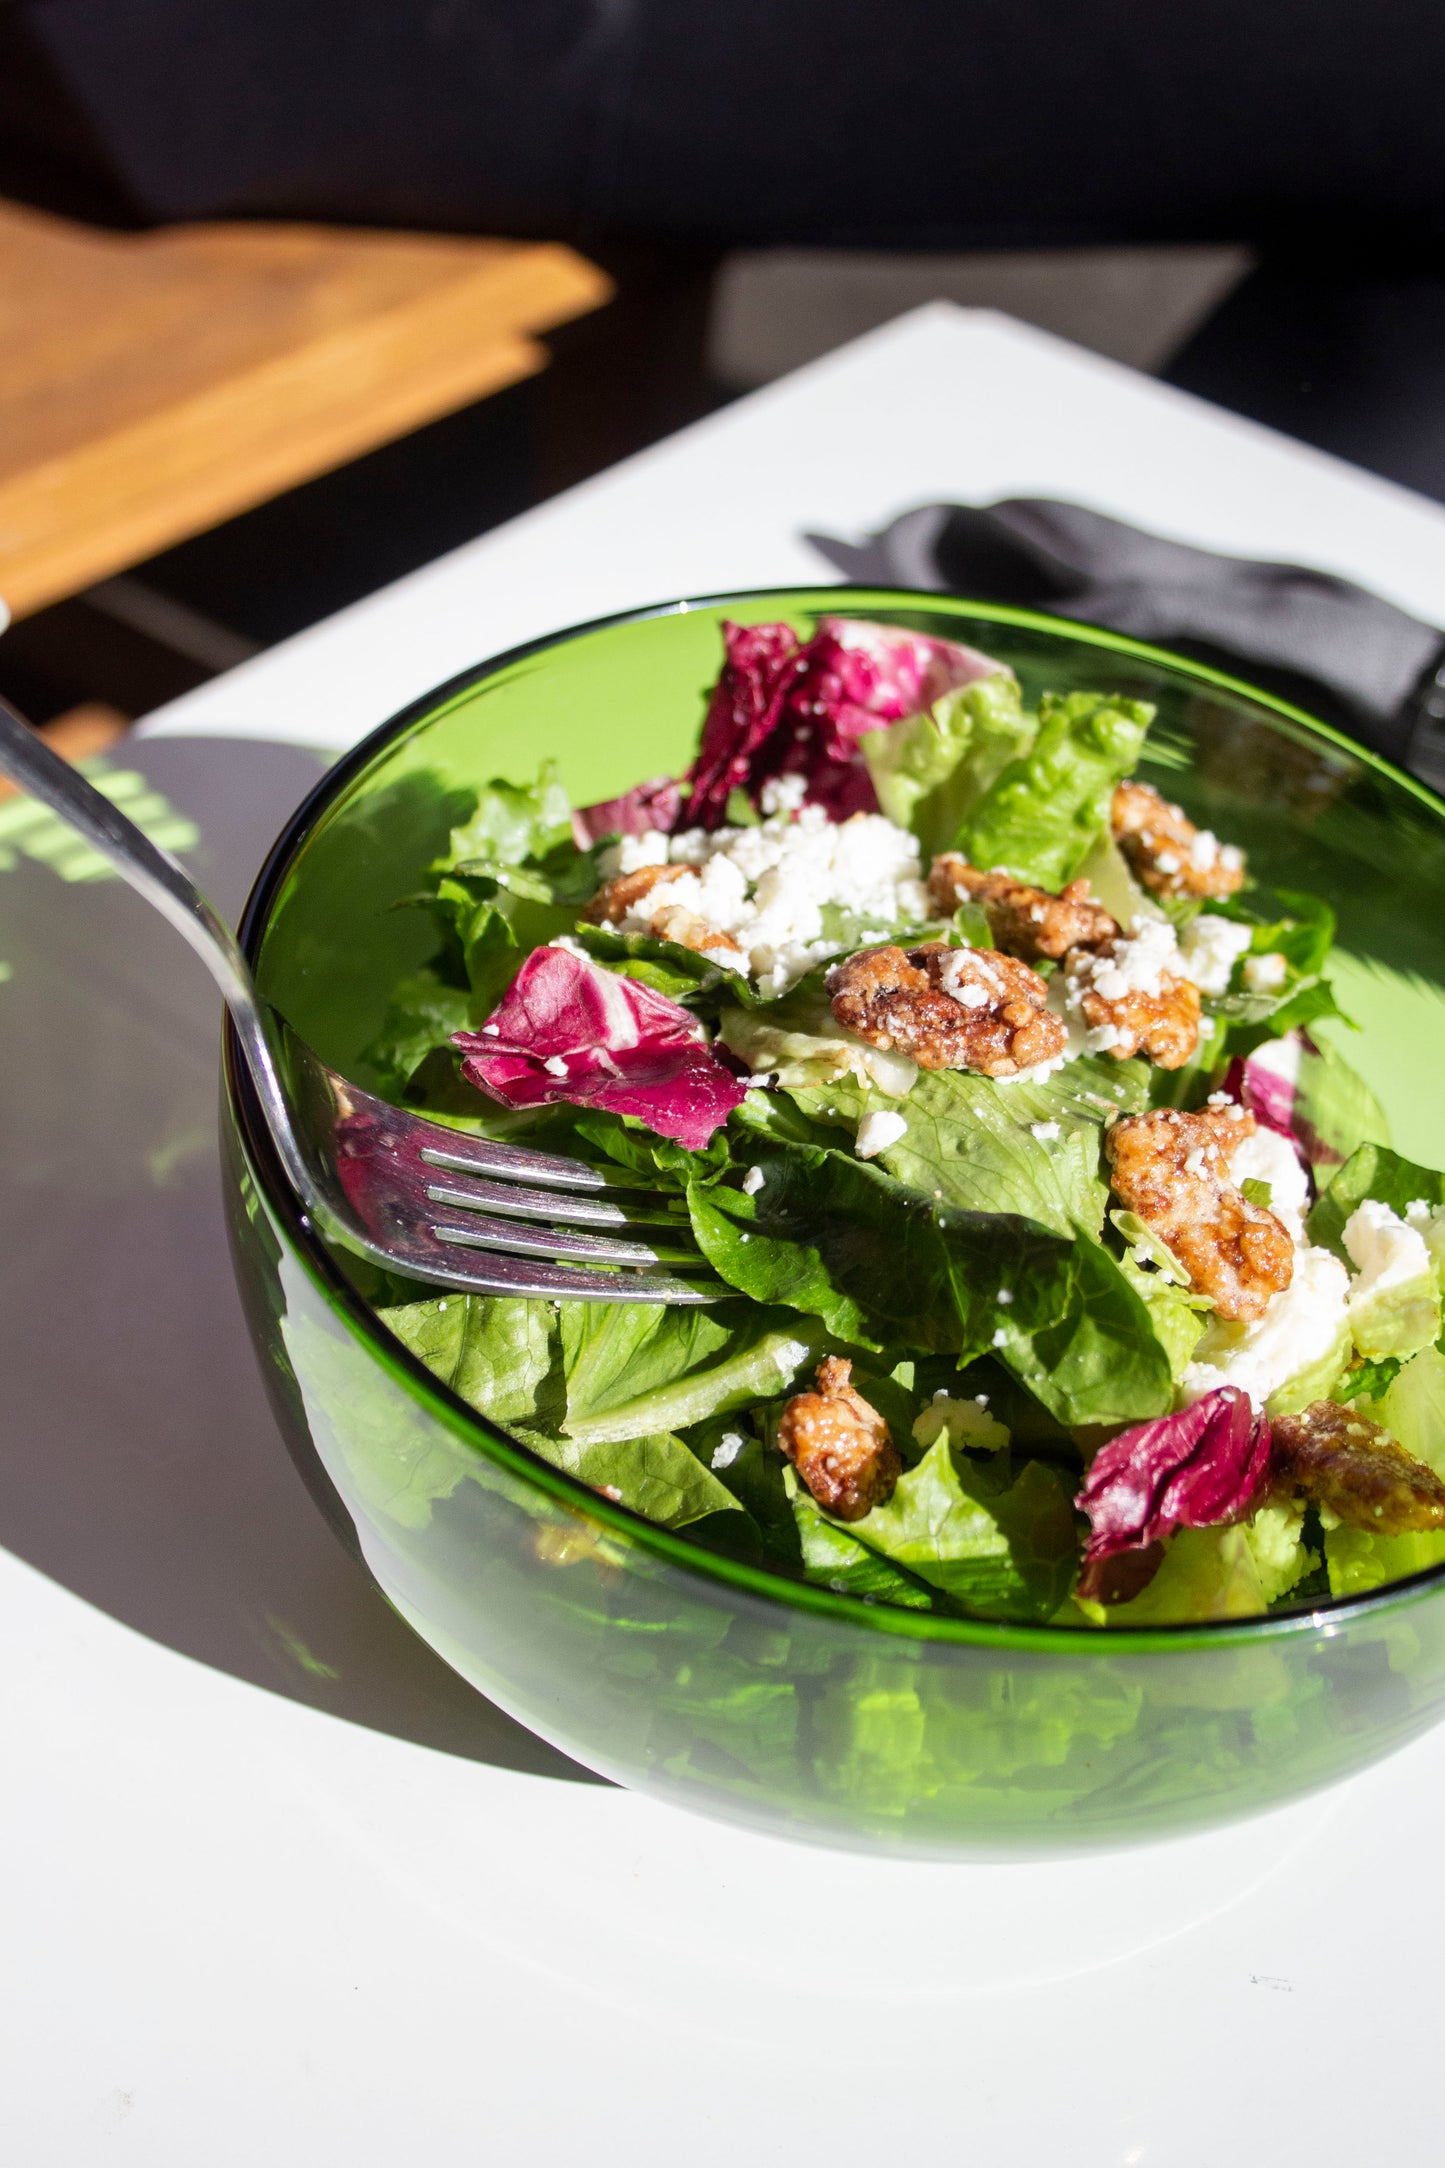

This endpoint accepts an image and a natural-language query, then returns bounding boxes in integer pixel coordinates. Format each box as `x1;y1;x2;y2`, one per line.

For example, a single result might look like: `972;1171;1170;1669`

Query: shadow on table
0;736;603;1784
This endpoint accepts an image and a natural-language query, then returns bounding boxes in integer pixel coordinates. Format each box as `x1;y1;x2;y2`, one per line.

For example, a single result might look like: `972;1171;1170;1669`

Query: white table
10;306;1445;2163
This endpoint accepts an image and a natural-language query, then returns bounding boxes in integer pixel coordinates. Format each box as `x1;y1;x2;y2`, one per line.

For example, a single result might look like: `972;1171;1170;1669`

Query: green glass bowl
223;588;1445;1857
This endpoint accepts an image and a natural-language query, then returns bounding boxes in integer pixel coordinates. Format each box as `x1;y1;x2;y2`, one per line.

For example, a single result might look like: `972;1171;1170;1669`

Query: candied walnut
1272;1401;1445;1535
1111;780;1245;900
583;863;745;964
928;855;1119;962
1106;1107;1293;1322
828;941;1066;1078
1065;939;1202;1069
778;1357;901;1521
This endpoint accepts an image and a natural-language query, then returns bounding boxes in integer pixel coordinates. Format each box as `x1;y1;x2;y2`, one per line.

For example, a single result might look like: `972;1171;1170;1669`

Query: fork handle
0;696;320;1215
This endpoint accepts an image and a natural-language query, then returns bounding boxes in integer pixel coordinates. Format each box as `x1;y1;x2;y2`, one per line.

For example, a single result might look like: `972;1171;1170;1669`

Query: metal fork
0;698;721;1304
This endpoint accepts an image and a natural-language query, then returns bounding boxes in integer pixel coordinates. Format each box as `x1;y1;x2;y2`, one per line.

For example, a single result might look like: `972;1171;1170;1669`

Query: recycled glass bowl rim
228;585;1445;1656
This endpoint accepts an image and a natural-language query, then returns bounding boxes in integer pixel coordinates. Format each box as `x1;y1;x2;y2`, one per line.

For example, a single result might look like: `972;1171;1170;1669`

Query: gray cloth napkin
810;499;1445;788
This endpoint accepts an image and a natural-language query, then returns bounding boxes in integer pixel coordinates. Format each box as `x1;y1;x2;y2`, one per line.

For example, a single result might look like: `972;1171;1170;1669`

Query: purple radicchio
572;776;683;847
1074;1387;1272;1604
681;616;1006;828
1222;1031;1337;1175
452;944;746;1151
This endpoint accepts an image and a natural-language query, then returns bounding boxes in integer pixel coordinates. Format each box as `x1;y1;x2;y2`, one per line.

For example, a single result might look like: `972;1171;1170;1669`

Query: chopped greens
344;616;1439;1629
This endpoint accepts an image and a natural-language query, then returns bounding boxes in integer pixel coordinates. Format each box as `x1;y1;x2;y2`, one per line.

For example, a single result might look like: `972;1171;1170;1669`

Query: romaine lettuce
1308;1141;1445;1259
683;1136;1173;1422
785;1055;1148;1241
530;1428;743;1529
859;672;1034;856
379;1291;562;1430
953;690;1153;887
559;1301;825;1445
835;1437;1079;1622
785;1469;939;1608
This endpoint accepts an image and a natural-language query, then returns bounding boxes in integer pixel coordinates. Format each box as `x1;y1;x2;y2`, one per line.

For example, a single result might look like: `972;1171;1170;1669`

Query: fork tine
423;1173;687;1231
418;1134;624;1191
430;1211;694;1268
404;1243;722;1304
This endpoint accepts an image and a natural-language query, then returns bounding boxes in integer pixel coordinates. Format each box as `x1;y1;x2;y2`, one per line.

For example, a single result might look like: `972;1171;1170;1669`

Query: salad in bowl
350;610;1445;1632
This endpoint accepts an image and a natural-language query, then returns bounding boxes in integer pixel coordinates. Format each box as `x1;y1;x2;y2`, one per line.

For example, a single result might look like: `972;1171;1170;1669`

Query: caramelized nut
778;1356;901;1521
1106;1107;1293;1322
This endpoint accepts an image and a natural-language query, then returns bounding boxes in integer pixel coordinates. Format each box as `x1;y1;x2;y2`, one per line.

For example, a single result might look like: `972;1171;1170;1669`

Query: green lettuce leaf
953;690;1154;887
438;761;574;876
1324;1522;1445;1599
718;980;919;1097
685;1176;878;1343
1115;1244;1209;1381
559;1301;826;1443
1070;828;1157;933
378;1291;563;1429
363;970;473;1098
1378;1343;1445;1473
785;1469;939;1608
569;919;753;1005
529;1428;743;1529
860;672;1035;856
786;1055;1147;1239
1204;889;1343;1037
1307;1142;1445;1258
1080;1524;1274;1626
837;1437;1079;1621
693;1140;1172;1423
704;1426;803;1566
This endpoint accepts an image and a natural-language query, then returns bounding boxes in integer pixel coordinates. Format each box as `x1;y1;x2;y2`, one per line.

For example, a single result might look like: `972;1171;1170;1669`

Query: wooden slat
0;204;611;619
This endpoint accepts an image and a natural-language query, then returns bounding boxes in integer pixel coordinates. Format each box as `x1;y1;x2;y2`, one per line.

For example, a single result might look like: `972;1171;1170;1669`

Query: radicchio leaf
453;944;746;1151
681;617;1006;828
1224;1036;1299;1142
1223;1033;1317;1176
572;776;683;846
1075;1387;1272;1602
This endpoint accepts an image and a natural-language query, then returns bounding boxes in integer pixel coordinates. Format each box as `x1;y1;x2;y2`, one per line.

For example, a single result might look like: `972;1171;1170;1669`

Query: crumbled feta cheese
1083;1023;1122;1054
710;1432;747;1470
997;1287;1014;1305
991;1326;1009;1347
1185;1146;1206;1174
855;1109;908;1159
1343;1199;1433;1312
758;772;808;817
1176;912;1253;995
913;1394;1010;1453
543;1055;570;1077
1030;1120;1062;1142
1243;951;1289;996
605;804;930;998
1228;1125;1310;1242
1080;918;1180;1001
1183;1245;1350;1408
601;830;671;878
740;1164;765;1195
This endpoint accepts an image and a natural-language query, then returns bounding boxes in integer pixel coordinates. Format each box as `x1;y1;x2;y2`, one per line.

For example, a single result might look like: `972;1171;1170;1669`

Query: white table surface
12;305;1445;2163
